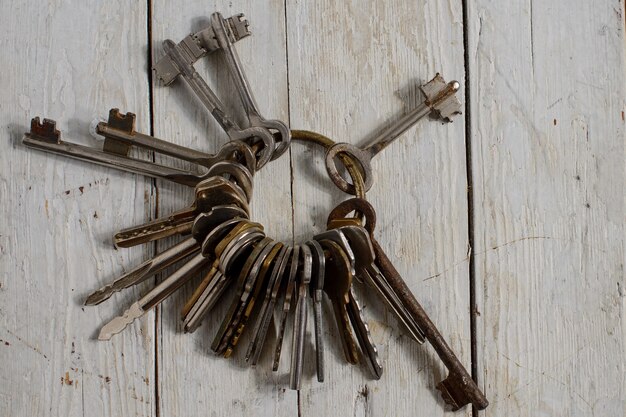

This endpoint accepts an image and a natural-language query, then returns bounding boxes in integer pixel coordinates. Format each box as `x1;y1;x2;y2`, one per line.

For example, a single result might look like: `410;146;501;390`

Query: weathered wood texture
1;1;624;417
0;1;155;416
467;0;625;416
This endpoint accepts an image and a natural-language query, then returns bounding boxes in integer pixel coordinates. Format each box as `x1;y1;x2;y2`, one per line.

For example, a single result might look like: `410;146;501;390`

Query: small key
201;218;249;258
209;12;291;160
211;237;273;354
321;240;360;365
218;226;266;275
272;245;300;371
114;176;249;248
23;114;256;187
191;205;249;241
313;229;356;276
338;224;426;343
325;74;461;194
224;241;284;357
306;240;326;382
154;39;275;168
346;289;383;379
85;237;199;306
205;160;254;201
246;246;291;365
98;252;209;340
289;244;312;390
327;198;488;411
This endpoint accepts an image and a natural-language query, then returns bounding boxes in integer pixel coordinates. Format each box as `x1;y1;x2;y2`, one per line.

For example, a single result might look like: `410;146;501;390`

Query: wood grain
0;1;155;416
467;0;625;415
286;1;472;415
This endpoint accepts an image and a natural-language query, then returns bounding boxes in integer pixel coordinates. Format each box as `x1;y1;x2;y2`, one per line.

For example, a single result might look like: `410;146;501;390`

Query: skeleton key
327;198;488;411
211;237;272;354
320;240;360;365
224;241;284;357
346;289;383;379
306;240;326;382
154;39;275;168
272;245;300;371
289;244;312;390
114;176;249;248
209;12;291;160
23;116;256;187
98;252;209;340
85;237;200;306
337;224;426;344
246;246;293;366
325;74;461;194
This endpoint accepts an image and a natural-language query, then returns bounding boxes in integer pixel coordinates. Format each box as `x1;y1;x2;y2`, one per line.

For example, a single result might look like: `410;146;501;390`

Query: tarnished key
245;245;290;364
23;114;256;187
327;198;488;411
346;289;382;379
114;176;249;248
201;218;249;257
272;245;300;371
154;38;275;168
209;12;291;160
306;240;326;382
314;229;356;276
289;244;312;390
337;224;426;343
325;74;462;194
321;240;360;365
205;160;254;201
191;205;249;241
211;237;273;354
224;241;284;357
85;237;199;306
98;252;209;340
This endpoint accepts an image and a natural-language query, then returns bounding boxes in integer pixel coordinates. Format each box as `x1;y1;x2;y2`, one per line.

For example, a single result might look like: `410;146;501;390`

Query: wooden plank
0;1;155;417
286;1;472;415
150;2;296;416
467;1;625;415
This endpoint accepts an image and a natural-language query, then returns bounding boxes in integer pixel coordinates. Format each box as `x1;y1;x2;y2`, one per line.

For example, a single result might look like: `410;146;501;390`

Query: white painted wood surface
0;1;623;417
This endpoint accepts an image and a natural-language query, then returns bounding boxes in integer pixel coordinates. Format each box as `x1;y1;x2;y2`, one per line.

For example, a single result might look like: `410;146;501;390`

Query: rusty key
327;198;488;411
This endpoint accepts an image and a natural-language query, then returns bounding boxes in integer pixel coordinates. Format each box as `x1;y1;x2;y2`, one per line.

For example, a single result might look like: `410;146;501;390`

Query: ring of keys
22;11;488;412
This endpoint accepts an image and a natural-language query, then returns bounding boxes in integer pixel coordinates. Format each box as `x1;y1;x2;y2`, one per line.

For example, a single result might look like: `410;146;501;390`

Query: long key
23;114;256;187
321;240;360;365
289;244;312;390
327;198;488;411
272;245;300;371
325;74;461;194
245;245;290;364
85;237;199;306
154;39;275;168
209;12;291;159
114;176;249;248
98;252;209;340
337;224;426;343
306;240;326;382
346;289;383;379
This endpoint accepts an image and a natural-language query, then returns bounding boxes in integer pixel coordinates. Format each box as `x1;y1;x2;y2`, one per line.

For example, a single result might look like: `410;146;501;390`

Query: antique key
325;74;461;194
289;244;312;390
114;176;250;248
306;240;326;382
154;39;275;168
327;198;488;410
209;12;291;159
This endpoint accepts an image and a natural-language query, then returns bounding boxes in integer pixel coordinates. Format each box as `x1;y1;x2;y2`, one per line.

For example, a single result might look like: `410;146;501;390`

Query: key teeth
229;13;251;40
420;73;462;122
30;117;61;143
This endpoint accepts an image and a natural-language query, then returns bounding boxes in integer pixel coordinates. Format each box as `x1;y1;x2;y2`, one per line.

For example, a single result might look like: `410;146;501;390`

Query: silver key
314;228;356;276
182;264;226;333
98;252;209;340
155;39;275;168
273;245;300;371
209;12;291;159
306;240;326;382
84;237;200;306
325;74;462;194
289;244;312;390
340;225;426;343
346;289;383;379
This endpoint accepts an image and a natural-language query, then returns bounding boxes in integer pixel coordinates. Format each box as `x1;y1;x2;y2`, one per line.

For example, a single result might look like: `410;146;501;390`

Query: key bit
29;117;60;143
102;108;135;155
98;302;144;341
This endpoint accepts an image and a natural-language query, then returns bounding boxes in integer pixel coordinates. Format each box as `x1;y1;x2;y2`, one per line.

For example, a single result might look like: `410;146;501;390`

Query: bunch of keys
21;11;488;412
